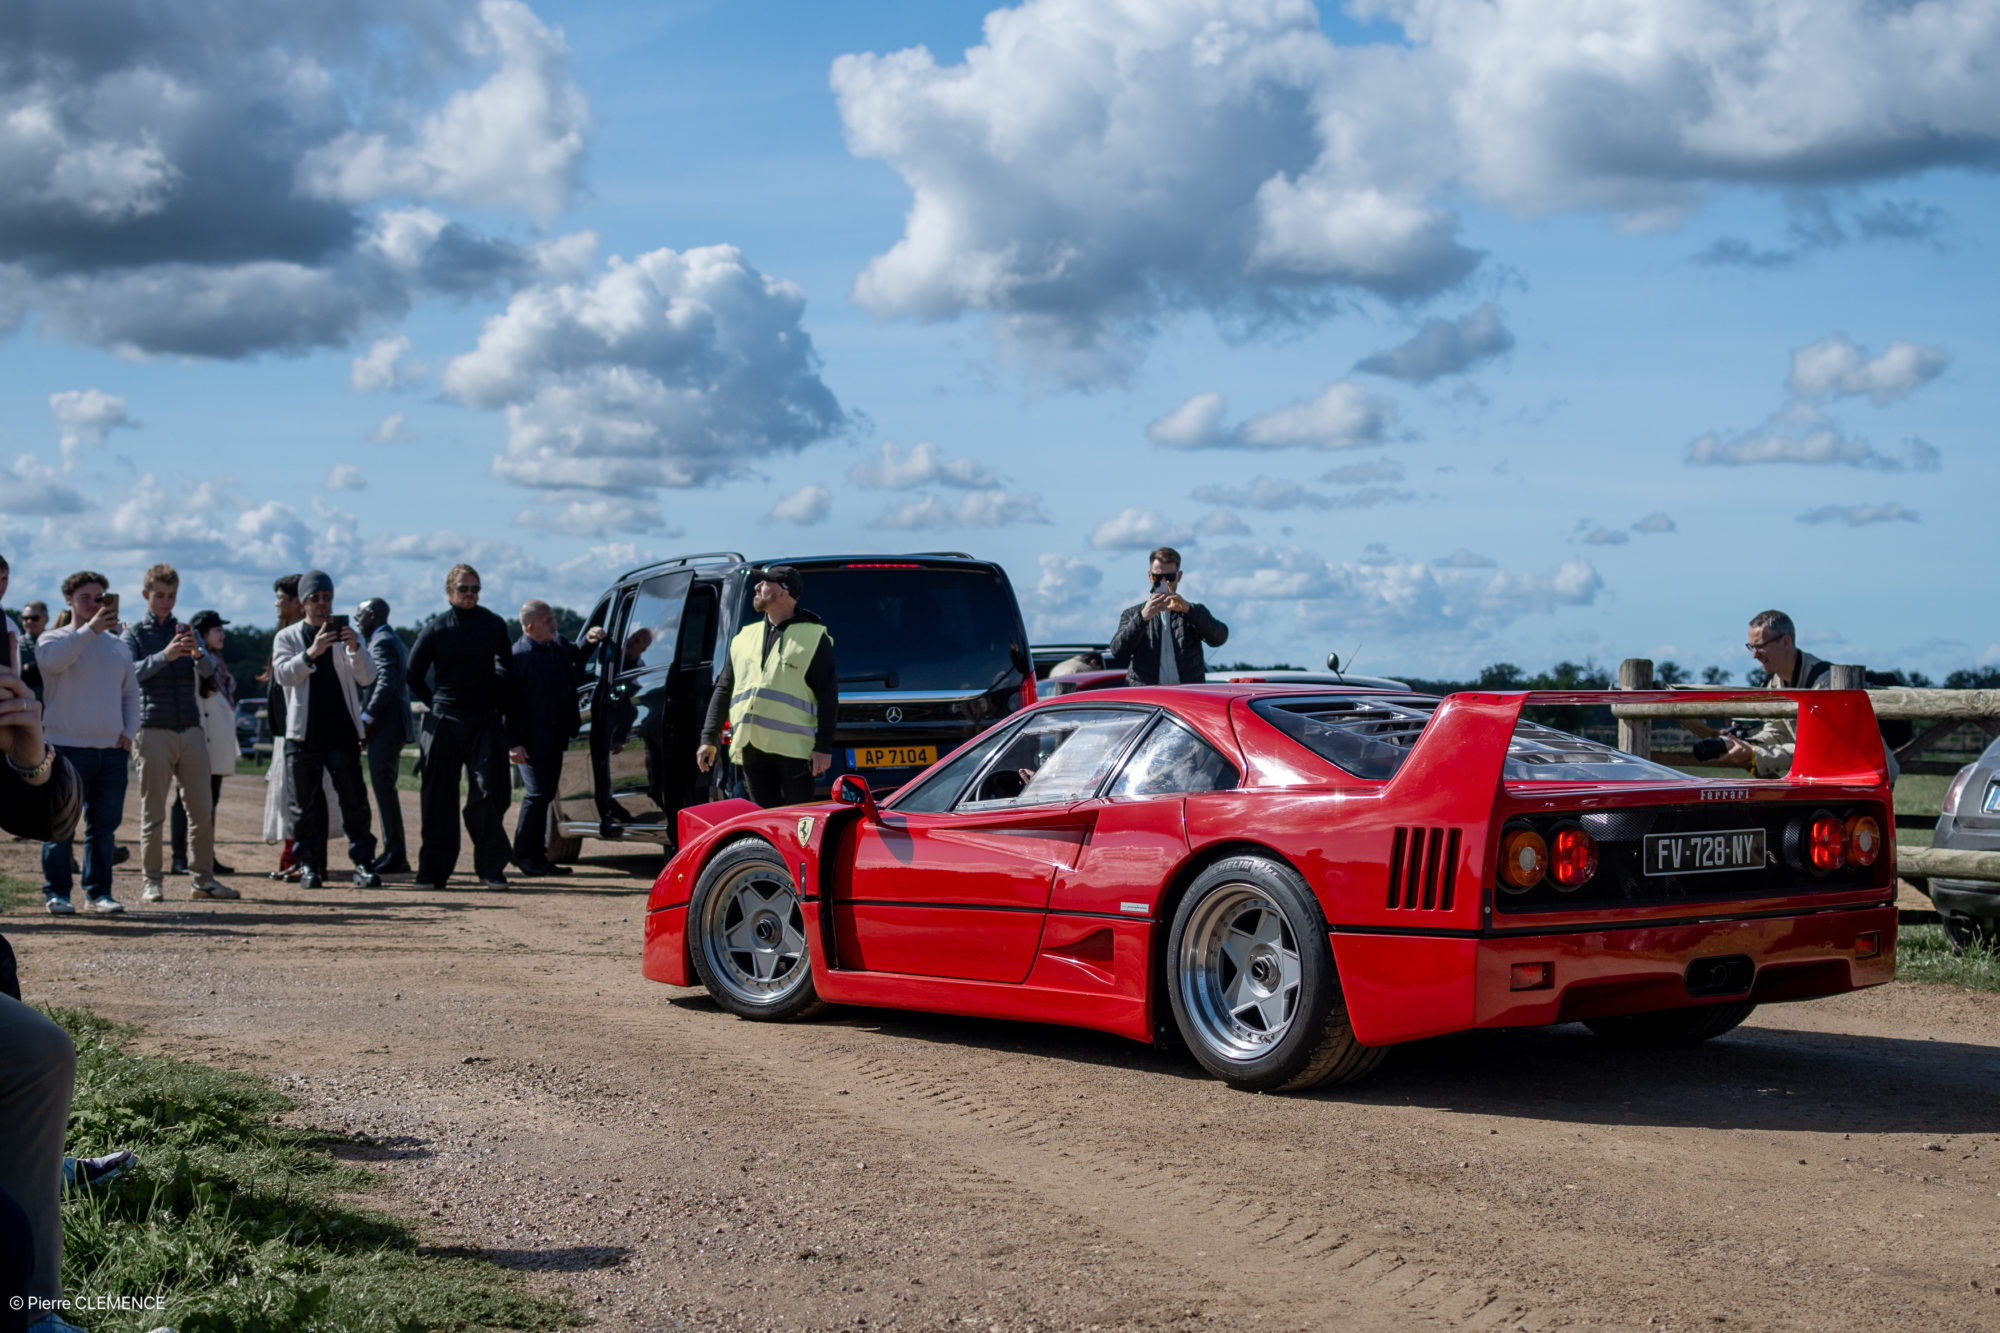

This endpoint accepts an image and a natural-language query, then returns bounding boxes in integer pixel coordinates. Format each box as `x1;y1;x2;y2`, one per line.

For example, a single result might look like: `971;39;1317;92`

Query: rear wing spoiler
1379;689;1888;824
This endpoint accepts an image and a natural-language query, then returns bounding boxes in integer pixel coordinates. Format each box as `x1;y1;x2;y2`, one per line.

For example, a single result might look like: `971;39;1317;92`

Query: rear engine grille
1387;826;1461;911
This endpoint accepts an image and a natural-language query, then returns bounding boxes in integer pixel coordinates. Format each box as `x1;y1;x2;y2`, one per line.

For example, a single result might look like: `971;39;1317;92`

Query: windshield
747;566;1026;693
1251;695;1692;783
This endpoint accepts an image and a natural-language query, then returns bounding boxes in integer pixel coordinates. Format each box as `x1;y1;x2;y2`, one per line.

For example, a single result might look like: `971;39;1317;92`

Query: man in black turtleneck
407;563;515;890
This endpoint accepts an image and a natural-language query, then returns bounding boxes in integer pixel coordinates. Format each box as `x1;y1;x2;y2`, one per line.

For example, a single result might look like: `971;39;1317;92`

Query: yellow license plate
848;745;937;768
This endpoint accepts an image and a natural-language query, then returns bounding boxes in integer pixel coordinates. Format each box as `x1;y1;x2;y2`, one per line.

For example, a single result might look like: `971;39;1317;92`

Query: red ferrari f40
643;686;1895;1092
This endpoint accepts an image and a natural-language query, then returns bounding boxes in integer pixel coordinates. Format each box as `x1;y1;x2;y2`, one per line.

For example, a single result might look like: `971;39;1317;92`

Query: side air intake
1386;827;1461;911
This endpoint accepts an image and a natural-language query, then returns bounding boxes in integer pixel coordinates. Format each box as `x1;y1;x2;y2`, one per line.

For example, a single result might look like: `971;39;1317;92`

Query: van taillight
1019;677;1037;711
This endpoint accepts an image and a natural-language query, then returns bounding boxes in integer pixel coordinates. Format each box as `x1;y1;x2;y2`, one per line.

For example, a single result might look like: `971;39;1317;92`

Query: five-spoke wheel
688;840;825;1021
1167;856;1385;1091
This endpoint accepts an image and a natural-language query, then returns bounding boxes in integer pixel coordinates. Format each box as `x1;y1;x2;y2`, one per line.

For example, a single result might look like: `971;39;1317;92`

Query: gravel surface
7;773;2000;1331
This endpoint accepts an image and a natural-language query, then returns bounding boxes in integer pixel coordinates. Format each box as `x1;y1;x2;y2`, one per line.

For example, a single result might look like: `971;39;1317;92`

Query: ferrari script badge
795;815;816;848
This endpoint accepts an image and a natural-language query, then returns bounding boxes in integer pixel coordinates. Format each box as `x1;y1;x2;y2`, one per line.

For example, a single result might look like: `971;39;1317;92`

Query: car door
601;570;693;834
1052;713;1242;919
837;707;1153;983
561;590;623;832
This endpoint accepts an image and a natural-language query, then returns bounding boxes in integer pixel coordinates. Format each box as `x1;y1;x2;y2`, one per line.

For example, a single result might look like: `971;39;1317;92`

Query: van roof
611;551;1002;583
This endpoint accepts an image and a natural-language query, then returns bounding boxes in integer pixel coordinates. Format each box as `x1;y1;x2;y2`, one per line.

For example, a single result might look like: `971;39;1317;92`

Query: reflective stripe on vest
726;620;830;760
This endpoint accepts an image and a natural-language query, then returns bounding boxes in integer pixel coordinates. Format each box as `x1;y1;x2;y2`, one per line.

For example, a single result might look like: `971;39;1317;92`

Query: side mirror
831;773;879;821
1326;652;1342;674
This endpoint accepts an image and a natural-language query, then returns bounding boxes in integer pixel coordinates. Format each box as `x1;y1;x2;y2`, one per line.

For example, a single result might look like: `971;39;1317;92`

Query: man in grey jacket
356;597;413;876
120;562;233;901
273;571;380;889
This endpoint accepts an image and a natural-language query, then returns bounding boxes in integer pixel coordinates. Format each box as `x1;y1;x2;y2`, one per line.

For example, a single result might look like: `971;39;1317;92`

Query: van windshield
749;566;1026;693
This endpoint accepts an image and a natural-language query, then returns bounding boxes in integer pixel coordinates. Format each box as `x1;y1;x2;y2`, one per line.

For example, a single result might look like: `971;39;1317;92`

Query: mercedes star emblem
885;706;904;724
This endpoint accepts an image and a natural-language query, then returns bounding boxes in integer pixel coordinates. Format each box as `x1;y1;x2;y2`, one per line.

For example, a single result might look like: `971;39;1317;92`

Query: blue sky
3;0;1994;680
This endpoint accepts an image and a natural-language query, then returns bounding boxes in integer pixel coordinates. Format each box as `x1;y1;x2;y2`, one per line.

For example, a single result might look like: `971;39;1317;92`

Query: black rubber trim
835;897;1147;922
1326;898;1893;940
646;900;689;915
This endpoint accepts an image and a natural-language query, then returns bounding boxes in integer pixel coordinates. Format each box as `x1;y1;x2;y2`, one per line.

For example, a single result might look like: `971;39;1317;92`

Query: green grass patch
48;1006;578;1333
0;868;39;913
1898;924;2000;993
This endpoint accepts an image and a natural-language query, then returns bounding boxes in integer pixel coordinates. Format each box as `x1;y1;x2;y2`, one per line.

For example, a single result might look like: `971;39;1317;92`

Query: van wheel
1584;1002;1756;1046
688;839;826;1021
545;805;582;864
1166;856;1385;1092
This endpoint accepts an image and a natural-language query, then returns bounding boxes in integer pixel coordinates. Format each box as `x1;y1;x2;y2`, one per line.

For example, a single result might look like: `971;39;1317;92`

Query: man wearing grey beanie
271;569;380;888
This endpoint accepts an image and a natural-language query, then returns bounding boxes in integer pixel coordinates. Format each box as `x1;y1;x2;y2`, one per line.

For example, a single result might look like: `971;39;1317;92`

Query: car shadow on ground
672;996;2000;1133
418;1243;632;1272
1344;1021;2000;1134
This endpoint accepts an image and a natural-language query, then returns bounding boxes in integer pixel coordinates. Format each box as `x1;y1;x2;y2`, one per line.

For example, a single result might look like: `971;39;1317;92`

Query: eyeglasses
454;583;481;593
1745;637;1787;652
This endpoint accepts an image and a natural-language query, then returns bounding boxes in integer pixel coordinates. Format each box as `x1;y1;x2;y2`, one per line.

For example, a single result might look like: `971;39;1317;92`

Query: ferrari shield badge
795;815;816;848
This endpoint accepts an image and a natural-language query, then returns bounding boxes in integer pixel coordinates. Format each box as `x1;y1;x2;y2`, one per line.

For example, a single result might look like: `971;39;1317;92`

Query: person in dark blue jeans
505;600;599;876
40;747;129;910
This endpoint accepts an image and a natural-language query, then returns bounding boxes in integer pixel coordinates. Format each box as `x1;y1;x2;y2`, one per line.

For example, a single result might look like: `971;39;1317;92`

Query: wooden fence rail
1608;659;2000;885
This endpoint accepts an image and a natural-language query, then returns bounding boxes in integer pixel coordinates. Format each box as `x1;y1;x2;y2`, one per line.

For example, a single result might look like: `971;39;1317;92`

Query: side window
889;722;1023;814
959;708;1150;810
1107;716;1239;799
622;571;693;676
676;583;719;672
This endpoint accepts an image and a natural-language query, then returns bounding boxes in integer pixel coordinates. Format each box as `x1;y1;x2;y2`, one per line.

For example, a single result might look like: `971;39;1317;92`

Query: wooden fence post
1618;658;1653;759
1829;663;1867;690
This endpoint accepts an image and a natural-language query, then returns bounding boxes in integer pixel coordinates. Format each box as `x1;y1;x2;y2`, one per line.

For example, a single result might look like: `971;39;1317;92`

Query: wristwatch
7;743;56;784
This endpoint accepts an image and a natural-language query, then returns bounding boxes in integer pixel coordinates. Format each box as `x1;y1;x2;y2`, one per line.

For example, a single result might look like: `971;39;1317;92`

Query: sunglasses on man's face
454;583;481;593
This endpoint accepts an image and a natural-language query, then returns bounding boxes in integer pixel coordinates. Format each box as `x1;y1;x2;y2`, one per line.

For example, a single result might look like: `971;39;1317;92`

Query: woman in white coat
172;611;241;875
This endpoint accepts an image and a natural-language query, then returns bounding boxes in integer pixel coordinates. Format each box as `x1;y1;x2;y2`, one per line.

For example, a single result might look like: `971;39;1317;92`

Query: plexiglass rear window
1251;695;1692;783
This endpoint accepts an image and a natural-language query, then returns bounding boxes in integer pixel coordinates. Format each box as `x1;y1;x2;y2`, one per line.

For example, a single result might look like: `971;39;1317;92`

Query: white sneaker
45;896;76;915
88;896;126;915
140;879;165;902
191;878;240;900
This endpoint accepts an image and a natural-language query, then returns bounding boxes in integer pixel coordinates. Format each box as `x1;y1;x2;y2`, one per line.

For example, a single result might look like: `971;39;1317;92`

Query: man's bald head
520;599;557;643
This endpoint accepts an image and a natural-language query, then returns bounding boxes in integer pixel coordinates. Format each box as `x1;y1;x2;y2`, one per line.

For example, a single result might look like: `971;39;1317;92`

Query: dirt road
7;773;2000;1331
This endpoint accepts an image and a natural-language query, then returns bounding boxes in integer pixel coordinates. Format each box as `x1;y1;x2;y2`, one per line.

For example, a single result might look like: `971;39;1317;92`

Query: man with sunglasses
1109;546;1228;686
407;564;517;890
1719;609;1830;776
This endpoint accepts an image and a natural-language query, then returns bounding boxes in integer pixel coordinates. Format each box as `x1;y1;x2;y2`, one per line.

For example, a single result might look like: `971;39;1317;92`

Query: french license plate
1643;828;1766;877
847;745;937;768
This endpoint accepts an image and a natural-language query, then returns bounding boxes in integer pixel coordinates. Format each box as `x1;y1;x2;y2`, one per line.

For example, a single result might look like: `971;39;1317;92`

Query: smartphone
326;614;350;633
100;592;119;614
1150;577;1173;595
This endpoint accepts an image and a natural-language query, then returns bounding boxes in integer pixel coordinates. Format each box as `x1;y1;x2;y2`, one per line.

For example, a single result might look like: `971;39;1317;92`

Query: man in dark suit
356;597;413;876
506;600;597;877
1108;545;1228;685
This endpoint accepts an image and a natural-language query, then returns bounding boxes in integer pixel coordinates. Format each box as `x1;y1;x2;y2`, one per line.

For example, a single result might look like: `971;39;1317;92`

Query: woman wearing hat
170;610;240;875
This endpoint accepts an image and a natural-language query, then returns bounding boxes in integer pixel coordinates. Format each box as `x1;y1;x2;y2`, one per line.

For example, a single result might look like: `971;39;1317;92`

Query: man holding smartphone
1109;546;1229;686
34;572;139;914
272;570;380;889
122;562;234;901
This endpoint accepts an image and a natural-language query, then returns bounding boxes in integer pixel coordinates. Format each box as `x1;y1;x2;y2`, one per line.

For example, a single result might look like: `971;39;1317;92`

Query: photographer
123;562;232;901
272;571;379;889
34;573;139;914
1108;546;1228;686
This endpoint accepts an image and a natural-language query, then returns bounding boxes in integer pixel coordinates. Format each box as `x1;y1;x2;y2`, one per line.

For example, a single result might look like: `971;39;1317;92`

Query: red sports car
642;685;1895;1092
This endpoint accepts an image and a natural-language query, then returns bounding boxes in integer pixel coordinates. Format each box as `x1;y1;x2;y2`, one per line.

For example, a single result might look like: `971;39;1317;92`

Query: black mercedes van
547;552;1035;859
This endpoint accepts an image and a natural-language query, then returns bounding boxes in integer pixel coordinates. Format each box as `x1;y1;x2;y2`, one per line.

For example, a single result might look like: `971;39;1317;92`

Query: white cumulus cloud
323;464;367;492
443;244;847;494
513;495;666;536
1089;507;1193;551
48;388;137;466
1355;304;1514;384
1148;382;1395;451
869;489;1049;530
1788;335;1949;405
848;441;998;490
1798;502;1920;527
351;337;416;394
770;484;832;526
368;413;413;444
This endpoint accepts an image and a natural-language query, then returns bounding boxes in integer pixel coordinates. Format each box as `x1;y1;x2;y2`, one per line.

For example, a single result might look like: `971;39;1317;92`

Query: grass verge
1897;924;2000;993
0;868;38;913
48;1006;577;1333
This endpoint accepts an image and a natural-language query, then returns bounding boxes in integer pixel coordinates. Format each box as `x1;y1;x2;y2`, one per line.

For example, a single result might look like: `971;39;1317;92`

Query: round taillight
1808;813;1846;872
1844;813;1882;868
1499;828;1547;892
1550;827;1598;889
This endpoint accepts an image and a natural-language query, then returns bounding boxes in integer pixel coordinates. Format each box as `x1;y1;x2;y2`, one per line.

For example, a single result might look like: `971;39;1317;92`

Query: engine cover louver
1387;826;1461;911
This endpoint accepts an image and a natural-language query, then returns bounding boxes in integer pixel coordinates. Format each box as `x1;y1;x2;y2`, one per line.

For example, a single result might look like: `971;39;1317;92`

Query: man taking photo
33;573;139;915
272;571;380;889
696;566;836;809
122;563;233;901
355;597;413;877
1109;546;1229;686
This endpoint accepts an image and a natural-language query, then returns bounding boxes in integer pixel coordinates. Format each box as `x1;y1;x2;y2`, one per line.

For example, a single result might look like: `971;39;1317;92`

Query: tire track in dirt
601;1005;1634;1332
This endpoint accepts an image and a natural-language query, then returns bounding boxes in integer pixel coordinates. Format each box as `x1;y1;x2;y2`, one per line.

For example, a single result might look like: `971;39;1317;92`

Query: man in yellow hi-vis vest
696;565;838;807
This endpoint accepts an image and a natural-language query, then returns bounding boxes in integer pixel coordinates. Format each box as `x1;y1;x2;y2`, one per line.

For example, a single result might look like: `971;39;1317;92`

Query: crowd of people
4;557;604;917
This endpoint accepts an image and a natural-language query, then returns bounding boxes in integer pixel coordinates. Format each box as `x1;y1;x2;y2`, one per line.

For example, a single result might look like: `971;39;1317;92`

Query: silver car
1928;734;2000;950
